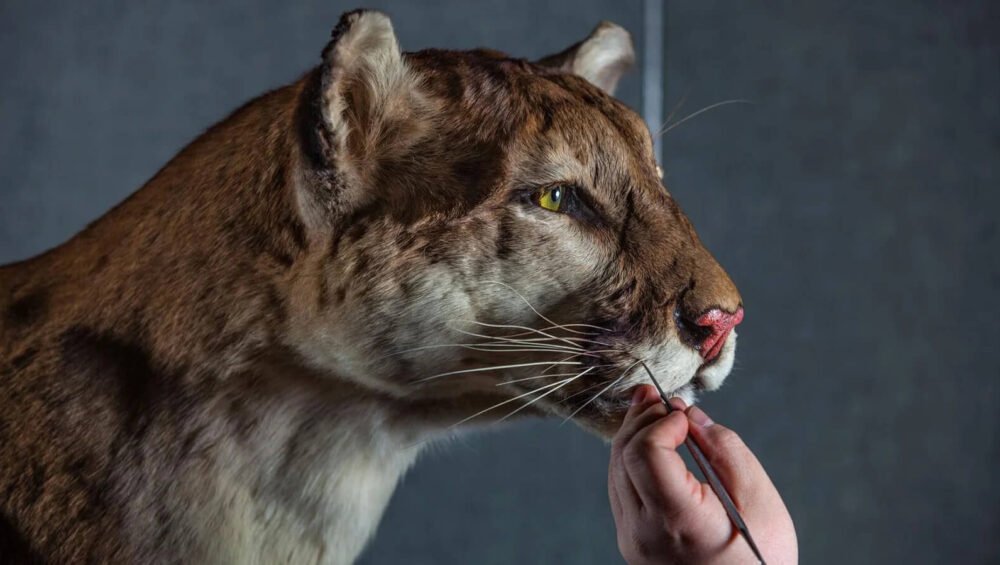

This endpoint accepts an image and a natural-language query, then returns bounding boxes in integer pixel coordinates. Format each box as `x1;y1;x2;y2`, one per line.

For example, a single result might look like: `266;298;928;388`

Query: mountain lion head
286;10;743;438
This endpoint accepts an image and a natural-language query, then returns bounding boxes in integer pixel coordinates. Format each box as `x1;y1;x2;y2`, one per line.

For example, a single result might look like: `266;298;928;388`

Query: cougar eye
536;185;565;212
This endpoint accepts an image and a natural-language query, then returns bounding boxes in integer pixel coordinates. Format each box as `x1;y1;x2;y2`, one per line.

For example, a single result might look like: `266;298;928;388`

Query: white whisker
559;378;612;404
496;364;618;386
497;323;607;340
479;280;609;335
416;361;582;383
460;346;604;358
478;329;612;347
505;331;613;348
497;367;595;422
376;340;584;361
495;372;582;386
450;320;582;349
450;376;578;428
655;99;753;138
376;341;567;359
661;90;690;130
561;361;641;424
449;328;584;352
456;321;613;347
457;326;613;350
536;353;592;376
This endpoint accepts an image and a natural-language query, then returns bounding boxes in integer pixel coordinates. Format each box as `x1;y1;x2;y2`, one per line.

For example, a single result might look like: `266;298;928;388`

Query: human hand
608;385;797;564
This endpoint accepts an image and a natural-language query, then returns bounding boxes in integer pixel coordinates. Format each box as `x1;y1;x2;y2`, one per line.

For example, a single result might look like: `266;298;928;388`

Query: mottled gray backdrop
1;1;997;563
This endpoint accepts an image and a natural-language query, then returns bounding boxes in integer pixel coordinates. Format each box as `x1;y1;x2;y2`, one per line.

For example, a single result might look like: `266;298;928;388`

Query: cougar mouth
550;328;739;428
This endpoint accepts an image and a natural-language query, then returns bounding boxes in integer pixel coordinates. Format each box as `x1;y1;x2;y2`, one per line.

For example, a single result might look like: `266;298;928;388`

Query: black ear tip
330;10;361;40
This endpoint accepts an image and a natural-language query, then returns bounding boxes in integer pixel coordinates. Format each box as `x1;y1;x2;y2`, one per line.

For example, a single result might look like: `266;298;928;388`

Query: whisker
460;346;605;358
521;333;613;348
449;331;586;357
462;344;620;358
501;323;606;338
450;321;583;349
661;89;690;130
477;335;609;349
450;376;578;428
479;280;609;335
654;99;754;138
495;372;583;386
496;364;618;386
452;320;614;349
376;341;574;360
481;326;612;347
497;367;595;422
561;361;641;424
537;353;594;376
558;378;613;404
416;360;582;383
464;341;573;349
450;328;585;350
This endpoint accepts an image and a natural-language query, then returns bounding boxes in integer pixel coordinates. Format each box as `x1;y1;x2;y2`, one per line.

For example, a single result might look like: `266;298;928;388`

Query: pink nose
694;307;744;362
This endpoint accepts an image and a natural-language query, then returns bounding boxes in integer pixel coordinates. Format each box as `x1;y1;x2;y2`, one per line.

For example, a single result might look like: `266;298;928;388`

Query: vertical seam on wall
642;0;664;166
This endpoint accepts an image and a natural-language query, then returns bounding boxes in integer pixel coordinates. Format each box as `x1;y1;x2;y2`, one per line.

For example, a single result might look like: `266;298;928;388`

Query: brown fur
0;10;741;563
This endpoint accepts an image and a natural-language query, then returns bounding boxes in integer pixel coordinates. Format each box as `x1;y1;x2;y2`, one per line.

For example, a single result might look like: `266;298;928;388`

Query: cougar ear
536;21;635;95
307;10;428;219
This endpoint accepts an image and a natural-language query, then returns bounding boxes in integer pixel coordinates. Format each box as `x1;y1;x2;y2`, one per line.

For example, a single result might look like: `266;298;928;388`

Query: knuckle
713;427;745;451
706;427;749;466
637;432;669;459
623;438;652;468
638;431;662;452
622;440;643;464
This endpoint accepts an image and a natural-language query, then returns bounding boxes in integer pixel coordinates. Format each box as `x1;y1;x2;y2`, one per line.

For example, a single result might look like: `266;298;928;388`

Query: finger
609;388;653;514
685;405;777;506
611;446;642;507
613;386;669;450
667;396;688;412
622;409;703;513
608;451;643;526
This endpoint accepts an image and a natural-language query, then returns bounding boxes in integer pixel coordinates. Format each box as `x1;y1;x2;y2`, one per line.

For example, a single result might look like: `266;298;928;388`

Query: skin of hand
608;385;798;565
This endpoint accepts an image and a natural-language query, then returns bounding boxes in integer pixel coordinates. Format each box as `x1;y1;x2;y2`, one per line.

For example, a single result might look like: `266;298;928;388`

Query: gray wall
1;1;997;564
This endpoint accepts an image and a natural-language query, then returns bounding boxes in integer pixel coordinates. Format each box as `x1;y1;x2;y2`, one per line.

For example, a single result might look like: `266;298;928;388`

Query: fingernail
631;386;646;405
687;406;714;427
667;397;687;411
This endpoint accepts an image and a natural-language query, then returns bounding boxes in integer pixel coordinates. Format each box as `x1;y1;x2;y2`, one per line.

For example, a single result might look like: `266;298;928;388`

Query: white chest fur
185;397;424;565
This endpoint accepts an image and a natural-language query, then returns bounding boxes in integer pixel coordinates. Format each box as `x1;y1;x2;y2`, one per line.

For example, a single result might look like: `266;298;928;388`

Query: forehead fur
352;48;659;228
405;49;653;165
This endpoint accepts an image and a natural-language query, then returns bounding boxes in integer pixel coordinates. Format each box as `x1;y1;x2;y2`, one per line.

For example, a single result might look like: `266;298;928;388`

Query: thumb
684;406;775;503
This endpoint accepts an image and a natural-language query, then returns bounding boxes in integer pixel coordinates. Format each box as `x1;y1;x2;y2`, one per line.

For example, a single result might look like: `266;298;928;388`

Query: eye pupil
536;185;568;212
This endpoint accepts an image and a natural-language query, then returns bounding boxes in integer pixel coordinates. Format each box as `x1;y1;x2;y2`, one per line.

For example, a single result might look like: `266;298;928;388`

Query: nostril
674;307;714;351
676;307;745;361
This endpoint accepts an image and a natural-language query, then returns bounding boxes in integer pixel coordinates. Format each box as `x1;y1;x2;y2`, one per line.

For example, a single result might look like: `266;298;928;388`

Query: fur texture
0;10;743;564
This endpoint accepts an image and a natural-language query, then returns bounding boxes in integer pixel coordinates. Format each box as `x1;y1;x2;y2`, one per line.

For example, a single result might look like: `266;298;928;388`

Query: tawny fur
0;10;742;564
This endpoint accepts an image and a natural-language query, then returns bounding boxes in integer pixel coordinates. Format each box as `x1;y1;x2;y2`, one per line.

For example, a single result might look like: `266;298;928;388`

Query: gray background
1;1;997;563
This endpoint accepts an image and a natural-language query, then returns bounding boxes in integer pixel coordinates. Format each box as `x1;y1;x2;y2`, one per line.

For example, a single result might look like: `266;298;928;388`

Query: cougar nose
679;307;745;362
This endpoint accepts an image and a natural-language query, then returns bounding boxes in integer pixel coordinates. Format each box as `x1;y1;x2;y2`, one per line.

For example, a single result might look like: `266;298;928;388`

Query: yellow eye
537;185;564;212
